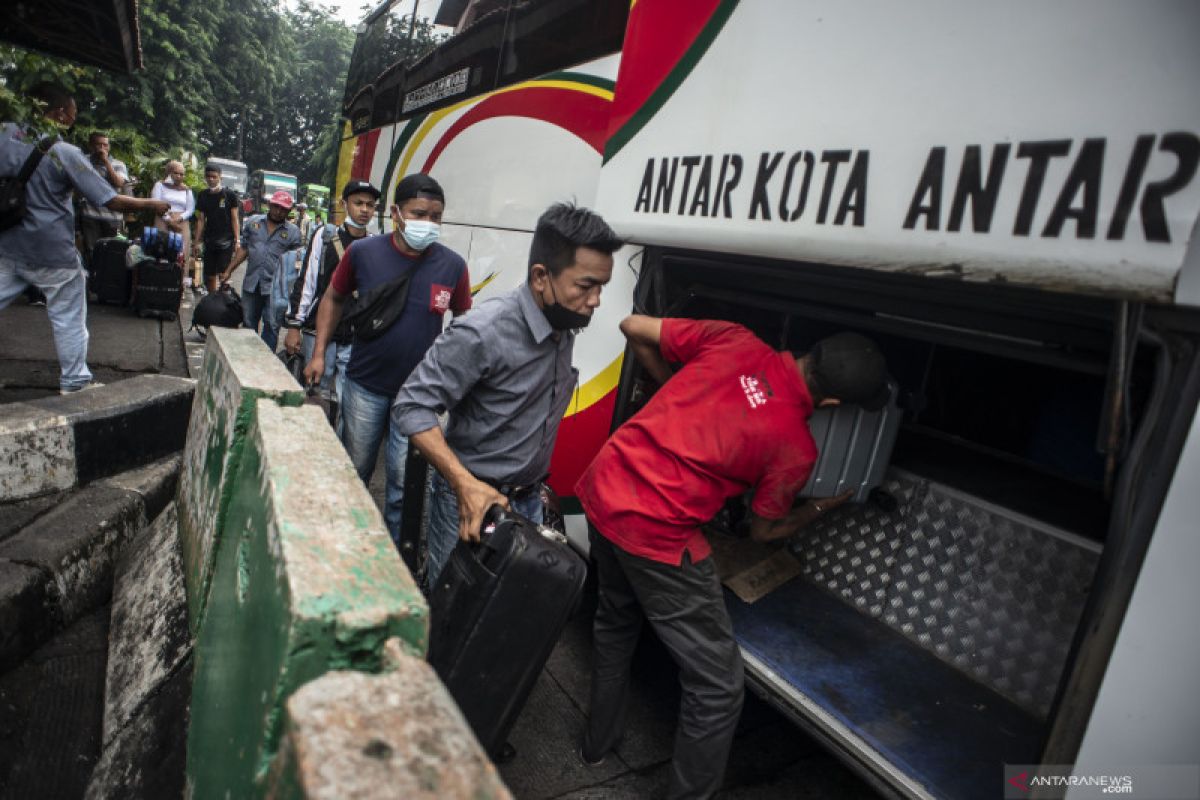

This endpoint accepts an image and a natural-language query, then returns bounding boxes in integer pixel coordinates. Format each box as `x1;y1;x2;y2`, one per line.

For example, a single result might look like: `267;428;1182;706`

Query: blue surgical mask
400;219;440;251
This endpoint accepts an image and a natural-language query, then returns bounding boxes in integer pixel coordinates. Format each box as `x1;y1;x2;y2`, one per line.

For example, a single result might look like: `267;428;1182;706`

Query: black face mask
541;276;592;331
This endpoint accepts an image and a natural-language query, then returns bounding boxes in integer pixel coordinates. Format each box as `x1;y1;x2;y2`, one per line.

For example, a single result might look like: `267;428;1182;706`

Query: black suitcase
132;256;183;320
428;506;587;757
91;237;133;305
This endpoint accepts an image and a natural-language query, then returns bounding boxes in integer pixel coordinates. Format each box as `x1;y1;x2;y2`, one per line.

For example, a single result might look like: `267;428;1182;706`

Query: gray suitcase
800;382;901;502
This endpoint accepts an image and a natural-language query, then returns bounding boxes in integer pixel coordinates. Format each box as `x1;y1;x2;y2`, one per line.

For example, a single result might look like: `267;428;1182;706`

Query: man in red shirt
575;315;888;799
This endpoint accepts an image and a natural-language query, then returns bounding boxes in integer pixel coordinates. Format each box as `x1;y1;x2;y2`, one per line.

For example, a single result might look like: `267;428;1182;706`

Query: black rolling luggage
428;506;587;757
132;256;183;320
91;237;133;305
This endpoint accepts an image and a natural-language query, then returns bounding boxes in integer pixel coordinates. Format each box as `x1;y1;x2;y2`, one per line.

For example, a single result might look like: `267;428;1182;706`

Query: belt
484;477;546;501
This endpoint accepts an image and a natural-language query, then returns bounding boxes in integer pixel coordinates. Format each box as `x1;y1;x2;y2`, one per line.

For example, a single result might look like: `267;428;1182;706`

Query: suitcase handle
482;503;510;530
468;504;511;573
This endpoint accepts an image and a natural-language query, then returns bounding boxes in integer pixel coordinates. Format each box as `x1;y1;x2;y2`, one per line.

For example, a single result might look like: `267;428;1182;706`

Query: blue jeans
300;331;337;399
300;333;351;435
0;254;92;391
241;289;278;352
340;376;406;549
426;471;545;588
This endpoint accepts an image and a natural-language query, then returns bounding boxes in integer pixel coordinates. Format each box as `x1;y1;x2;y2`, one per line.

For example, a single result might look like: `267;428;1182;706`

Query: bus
337;3;1200;797
298;183;331;221
203;157;248;196
243;169;299;215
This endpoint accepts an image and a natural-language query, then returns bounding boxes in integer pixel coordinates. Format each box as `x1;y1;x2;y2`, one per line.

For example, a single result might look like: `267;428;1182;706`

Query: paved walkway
0;287;191;402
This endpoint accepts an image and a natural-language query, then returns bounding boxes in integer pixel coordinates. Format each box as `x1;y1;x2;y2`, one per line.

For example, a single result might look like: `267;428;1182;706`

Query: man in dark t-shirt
307;173;471;550
193;164;241;293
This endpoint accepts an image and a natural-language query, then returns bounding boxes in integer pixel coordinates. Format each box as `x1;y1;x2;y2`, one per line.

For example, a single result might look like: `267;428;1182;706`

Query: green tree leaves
2;0;355;187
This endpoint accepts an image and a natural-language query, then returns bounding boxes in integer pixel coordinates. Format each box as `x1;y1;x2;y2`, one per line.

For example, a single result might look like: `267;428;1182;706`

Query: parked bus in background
243;169;299;214
203;157;248;197
337;3;1200;798
298;183;330;221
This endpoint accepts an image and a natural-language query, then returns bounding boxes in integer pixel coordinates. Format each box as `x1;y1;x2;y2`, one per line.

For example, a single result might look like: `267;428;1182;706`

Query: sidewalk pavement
0;260;251;404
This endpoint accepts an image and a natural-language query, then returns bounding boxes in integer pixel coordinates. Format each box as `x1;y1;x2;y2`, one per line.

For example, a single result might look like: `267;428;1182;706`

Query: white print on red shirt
430;283;452;313
740;374;769;409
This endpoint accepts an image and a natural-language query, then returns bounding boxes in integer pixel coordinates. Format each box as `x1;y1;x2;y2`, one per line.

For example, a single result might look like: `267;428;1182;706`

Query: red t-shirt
576;319;817;566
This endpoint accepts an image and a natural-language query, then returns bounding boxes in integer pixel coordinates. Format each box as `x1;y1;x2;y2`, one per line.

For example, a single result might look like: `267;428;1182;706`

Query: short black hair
528;203;622;279
204;164;221;175
88;131;108;144
29;82;73;113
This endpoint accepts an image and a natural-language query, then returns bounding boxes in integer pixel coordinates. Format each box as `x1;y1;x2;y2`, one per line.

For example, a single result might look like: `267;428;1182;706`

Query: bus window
496;0;627;85
342;0;455;124
400;4;509;118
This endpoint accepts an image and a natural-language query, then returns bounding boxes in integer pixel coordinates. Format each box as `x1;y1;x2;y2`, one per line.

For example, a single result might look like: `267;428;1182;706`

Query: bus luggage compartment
618;249;1146;799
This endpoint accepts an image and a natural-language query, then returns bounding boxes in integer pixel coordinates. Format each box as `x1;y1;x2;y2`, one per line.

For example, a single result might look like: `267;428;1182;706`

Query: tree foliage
1;0;356;189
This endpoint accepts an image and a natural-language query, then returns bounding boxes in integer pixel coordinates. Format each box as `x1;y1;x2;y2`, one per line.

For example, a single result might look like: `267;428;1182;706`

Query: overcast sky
313;0;444;28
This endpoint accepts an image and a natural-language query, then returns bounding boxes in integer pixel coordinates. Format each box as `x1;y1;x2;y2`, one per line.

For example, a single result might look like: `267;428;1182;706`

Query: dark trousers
585;528;744;800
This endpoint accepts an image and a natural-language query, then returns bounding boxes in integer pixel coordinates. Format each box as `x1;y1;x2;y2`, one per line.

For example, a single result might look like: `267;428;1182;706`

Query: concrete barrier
0;374;194;503
186;401;428;799
267;638;511;800
175;328;304;632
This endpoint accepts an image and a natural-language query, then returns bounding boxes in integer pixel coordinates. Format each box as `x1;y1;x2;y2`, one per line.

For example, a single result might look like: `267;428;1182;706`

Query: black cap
394;173;444;204
342;179;381;200
808;332;890;411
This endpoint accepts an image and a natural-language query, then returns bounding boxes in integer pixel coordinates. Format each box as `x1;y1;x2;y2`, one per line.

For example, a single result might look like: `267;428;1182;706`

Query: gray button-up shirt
240;213;301;294
394;284;578;486
0;122;116;268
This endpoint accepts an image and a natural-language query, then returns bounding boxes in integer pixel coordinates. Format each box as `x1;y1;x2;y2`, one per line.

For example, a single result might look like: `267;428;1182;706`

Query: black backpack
0;135;54;233
192;285;243;330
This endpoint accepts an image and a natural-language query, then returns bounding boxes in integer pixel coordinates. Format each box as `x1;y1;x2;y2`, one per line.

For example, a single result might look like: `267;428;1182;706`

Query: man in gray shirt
0;83;169;393
78;131;129;266
394;203;622;585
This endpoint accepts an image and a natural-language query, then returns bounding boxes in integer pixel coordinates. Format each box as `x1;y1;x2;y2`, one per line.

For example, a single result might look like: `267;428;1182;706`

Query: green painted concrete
265;640;511;800
187;402;428;799
176;328;304;634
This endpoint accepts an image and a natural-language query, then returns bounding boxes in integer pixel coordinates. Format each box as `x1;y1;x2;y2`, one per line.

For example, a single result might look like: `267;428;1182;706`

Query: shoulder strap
332;233;346;262
16;136;54;182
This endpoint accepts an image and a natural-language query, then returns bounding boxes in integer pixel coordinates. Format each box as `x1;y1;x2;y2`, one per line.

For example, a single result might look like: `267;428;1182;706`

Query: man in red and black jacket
575;316;889;800
283;179;380;402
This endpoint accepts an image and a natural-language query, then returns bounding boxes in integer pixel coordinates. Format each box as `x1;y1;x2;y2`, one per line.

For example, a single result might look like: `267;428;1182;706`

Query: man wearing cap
306;173;471;551
285;179;380;407
575;316;889;799
222;189;302;351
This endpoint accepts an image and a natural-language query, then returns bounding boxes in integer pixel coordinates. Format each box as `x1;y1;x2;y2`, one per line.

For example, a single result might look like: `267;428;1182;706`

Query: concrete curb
267;639;511;800
86;501;191;800
0;374;195;503
0;485;141;672
175;327;303;634
0;454;183;673
101;501;191;746
186;401;427;799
